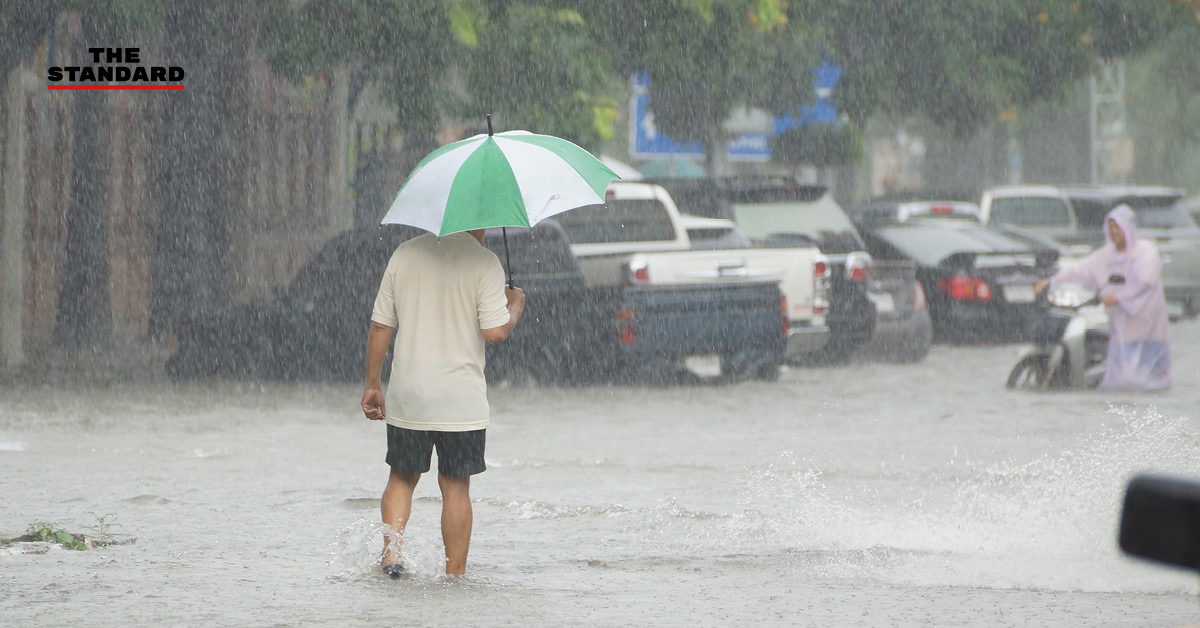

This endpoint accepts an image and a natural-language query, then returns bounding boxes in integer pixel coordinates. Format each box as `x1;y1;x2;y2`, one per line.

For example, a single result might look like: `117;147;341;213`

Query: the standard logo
47;47;184;90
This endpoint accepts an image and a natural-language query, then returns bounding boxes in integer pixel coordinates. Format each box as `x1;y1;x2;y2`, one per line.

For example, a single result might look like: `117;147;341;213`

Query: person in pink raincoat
1034;204;1171;391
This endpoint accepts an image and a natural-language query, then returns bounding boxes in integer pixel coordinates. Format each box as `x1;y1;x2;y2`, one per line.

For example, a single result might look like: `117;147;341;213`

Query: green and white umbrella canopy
380;130;619;236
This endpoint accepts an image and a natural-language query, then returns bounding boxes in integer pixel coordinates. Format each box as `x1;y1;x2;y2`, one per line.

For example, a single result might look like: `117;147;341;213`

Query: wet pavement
2;320;1199;626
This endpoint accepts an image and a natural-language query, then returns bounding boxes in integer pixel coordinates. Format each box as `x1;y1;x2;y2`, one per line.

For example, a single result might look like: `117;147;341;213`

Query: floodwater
3;322;1199;627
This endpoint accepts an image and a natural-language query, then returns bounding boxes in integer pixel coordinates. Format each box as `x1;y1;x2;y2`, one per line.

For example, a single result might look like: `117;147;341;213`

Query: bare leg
381;468;420;567
438;473;472;575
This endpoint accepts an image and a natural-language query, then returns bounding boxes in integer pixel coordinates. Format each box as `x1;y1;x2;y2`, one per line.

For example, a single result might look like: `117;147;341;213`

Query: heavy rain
2;2;1199;626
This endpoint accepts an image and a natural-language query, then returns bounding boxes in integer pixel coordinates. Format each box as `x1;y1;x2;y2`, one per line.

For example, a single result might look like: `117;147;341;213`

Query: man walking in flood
361;229;525;577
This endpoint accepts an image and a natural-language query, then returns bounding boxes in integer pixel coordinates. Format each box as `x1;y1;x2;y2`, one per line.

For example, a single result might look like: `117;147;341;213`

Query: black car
165;222;586;382
855;218;1058;341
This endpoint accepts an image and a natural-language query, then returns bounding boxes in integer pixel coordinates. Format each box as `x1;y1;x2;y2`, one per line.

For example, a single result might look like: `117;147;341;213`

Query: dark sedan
165;222;585;382
856;219;1058;341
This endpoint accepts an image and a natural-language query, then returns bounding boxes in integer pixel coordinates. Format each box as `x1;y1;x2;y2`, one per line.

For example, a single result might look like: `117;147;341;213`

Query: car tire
1184;297;1200;320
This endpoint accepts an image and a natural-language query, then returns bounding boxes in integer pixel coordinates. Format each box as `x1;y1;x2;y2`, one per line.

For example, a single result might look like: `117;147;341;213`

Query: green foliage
26;520;88;550
801;0;1187;135
68;0;163;33
1127;25;1200;191
463;4;618;149
261;0;459;135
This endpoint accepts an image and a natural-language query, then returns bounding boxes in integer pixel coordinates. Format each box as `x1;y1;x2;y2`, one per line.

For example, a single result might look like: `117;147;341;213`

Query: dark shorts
385;425;486;477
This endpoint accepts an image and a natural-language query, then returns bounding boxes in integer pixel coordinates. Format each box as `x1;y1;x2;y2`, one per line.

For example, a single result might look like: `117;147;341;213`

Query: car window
989;197;1073;228
873;224;1028;266
661;185;730;221
1068;198;1110;230
484;223;579;276
287;231;395;307
555;199;676;244
1136;204;1200;230
686;227;753;250
731;194;864;253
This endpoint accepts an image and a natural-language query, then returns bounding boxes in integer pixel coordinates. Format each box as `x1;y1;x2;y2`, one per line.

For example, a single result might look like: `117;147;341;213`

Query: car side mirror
1118;474;1200;571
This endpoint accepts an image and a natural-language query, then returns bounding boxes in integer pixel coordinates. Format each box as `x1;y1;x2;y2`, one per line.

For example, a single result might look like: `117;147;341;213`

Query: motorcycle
1006;276;1120;390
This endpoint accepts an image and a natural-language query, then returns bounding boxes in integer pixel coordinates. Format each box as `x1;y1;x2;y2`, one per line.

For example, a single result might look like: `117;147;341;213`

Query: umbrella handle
502;227;516;289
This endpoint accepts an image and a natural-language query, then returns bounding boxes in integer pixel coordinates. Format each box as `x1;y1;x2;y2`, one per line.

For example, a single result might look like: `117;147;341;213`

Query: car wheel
752;362;781;382
1184;297;1200;320
1006;355;1049;389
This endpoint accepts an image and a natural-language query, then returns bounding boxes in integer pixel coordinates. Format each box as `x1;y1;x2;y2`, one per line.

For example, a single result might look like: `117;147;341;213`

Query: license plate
684;354;722;378
868;291;895;313
1004;283;1035;303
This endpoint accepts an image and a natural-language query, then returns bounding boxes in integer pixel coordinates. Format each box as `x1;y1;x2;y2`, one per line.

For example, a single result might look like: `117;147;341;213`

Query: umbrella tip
486;114;493;136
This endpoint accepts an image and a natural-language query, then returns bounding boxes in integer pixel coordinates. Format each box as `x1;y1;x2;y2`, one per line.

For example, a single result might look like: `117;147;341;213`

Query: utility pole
1089;59;1128;184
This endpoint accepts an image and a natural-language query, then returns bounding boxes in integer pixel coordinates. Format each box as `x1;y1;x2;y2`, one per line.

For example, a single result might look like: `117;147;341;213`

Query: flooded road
3;321;1199;626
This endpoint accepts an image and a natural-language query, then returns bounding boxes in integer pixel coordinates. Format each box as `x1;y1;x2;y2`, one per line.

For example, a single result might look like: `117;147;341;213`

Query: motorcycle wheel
1007;355;1050;389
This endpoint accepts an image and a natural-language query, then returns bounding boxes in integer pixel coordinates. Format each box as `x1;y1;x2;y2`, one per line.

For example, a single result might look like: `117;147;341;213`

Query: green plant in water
25;520;88;550
82;512;123;545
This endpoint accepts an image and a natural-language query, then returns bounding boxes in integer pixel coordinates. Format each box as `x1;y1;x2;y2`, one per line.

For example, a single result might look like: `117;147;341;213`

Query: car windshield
731;194;864;253
555;199;676;244
989;197;1073;228
873;224;1031;266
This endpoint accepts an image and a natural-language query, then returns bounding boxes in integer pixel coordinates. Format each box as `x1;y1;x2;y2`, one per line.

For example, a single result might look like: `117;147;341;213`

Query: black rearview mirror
1118;474;1200;571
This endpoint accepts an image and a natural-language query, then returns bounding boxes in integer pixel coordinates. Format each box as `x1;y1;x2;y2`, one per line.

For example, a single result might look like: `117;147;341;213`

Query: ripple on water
123;494;173;505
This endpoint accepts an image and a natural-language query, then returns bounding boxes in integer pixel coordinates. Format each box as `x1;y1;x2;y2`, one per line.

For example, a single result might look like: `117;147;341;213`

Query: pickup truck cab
648;176;894;361
555;181;831;361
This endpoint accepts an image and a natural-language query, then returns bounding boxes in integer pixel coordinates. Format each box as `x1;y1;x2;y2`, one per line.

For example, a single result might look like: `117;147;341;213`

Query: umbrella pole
502;227;514;288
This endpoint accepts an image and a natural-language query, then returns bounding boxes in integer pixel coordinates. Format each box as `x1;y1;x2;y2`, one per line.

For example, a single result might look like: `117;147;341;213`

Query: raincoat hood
1105;204;1138;258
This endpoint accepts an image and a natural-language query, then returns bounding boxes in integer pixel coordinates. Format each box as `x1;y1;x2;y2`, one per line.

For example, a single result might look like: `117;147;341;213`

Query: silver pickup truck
554;181;831;360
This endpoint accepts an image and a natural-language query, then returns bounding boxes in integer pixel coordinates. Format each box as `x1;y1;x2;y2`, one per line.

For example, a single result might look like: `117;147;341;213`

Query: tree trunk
54;16;113;349
2;65;29;369
150;2;252;338
702;126;727;177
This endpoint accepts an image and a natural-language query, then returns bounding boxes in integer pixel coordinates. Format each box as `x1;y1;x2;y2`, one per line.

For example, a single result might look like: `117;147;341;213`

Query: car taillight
913;281;928;311
930;204;953;214
781;297;790;336
814;297;829;315
848;265;869;282
629;260;649;284
937;275;992;301
813;260;829;278
616;306;637;346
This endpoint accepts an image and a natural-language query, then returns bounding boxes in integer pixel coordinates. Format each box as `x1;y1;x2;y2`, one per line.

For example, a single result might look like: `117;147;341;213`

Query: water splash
328;519;445;581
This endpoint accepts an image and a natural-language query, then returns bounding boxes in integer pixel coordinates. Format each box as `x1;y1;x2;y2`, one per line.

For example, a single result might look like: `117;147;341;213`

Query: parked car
165;222;591;383
980;184;1200;318
856;218;1058;342
648;176;930;362
556;181;825;370
1184;195;1200;226
849;199;982;223
165;226;422;381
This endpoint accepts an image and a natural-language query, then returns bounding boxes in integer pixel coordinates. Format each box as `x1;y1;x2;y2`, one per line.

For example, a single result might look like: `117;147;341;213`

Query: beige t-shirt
370;232;510;431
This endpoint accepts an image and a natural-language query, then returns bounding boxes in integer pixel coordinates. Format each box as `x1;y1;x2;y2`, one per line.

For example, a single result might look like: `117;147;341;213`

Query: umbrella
380;115;619;285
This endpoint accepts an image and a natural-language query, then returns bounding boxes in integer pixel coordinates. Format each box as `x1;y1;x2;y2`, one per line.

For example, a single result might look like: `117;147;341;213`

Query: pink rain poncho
1048;205;1171;391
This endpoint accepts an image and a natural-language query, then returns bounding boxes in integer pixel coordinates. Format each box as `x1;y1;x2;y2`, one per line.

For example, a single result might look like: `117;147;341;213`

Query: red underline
47;85;185;91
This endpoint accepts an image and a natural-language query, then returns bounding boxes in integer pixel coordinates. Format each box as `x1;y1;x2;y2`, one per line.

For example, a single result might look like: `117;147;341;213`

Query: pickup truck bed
580;282;786;382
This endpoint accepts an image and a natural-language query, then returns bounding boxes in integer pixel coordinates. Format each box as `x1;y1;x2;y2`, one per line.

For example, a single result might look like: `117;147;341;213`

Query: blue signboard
630;62;842;162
